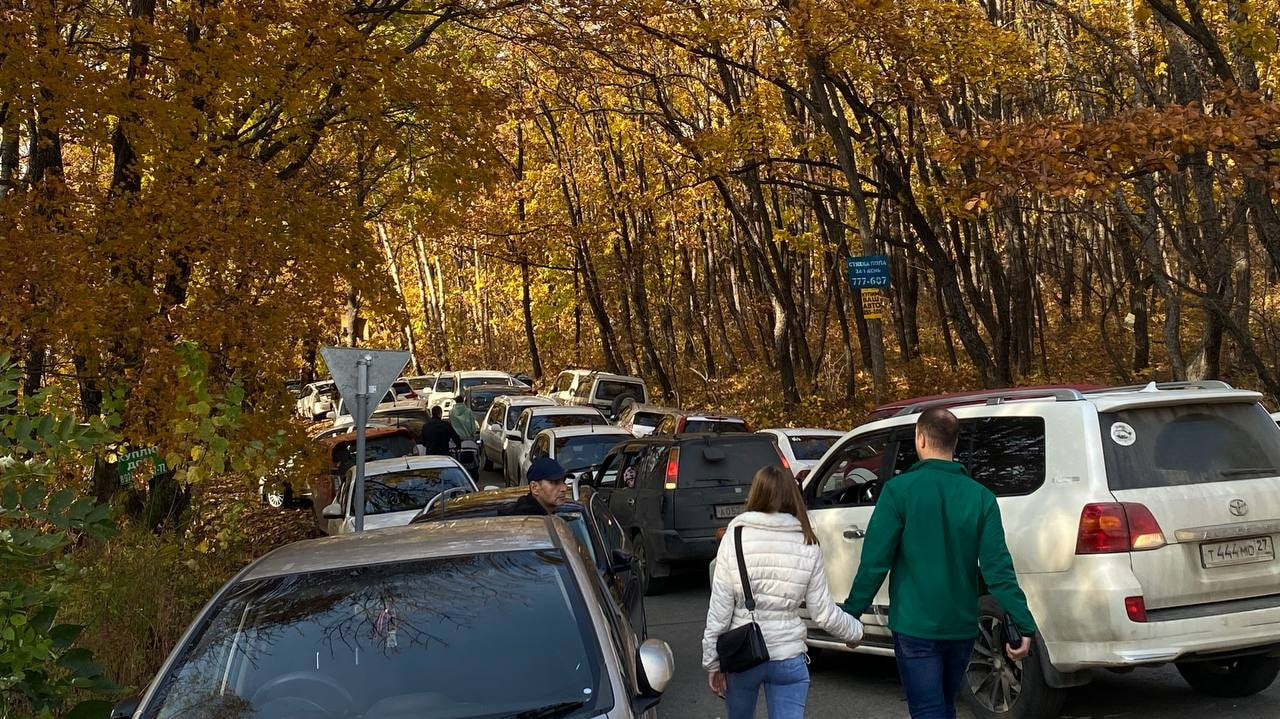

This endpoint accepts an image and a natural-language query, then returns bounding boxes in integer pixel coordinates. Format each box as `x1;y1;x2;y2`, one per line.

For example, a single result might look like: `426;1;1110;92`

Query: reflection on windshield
555;437;625;471
362;468;472;515
789;436;840;461
145;551;609;719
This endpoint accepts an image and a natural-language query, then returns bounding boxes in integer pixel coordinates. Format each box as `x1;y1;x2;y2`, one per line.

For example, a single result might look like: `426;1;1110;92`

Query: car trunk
669;438;782;533
1099;402;1280;611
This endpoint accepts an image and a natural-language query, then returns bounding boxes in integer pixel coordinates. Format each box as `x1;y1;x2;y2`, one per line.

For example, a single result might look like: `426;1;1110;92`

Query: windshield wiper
500;699;589;718
1220;467;1280;477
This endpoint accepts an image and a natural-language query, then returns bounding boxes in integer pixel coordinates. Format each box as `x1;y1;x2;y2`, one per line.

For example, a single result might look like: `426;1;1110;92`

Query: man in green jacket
841;407;1036;719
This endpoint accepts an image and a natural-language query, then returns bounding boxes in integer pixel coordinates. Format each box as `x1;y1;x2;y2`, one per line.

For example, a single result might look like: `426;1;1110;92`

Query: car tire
961;596;1066;719
611;393;639;421
633;532;667;596
1177;655;1280;698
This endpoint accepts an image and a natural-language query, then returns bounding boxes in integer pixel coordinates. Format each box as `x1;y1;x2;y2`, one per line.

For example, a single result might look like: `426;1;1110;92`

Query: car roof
466;384;531;394
522;406;606;417
319;425;415;448
631;431;769;446
537;425;632;439
669;411;746;421
760;427;844;437
853;382;1264;427
455;370;513;378
584;371;645;383
503;396;557;407
359;455;462;475
242;517;561;580
626;403;677;414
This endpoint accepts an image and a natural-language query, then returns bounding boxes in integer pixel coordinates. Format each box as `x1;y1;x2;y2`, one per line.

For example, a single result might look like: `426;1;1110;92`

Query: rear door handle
843;526;866;540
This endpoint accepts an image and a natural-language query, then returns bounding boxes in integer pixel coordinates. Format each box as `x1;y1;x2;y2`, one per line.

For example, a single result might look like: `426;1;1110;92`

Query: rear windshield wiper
1219;467;1280;477
500;699;589;718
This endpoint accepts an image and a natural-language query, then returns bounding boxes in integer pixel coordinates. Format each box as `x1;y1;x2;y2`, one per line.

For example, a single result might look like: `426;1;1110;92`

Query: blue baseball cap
527;457;567;483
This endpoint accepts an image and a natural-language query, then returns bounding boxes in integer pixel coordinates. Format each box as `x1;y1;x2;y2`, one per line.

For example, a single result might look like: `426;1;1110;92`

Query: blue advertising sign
846;255;890;289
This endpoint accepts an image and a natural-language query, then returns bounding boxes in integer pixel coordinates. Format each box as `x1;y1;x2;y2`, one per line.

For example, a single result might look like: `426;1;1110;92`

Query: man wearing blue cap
506;456;568;515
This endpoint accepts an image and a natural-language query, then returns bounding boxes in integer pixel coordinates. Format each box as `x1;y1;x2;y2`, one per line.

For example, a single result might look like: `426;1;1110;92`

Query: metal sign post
320;347;411;533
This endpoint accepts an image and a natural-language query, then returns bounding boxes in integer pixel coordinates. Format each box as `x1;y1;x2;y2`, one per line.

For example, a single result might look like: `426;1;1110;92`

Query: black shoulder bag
715;525;770;673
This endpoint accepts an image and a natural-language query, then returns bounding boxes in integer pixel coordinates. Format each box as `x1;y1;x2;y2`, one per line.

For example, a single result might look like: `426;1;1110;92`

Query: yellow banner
861;288;886;320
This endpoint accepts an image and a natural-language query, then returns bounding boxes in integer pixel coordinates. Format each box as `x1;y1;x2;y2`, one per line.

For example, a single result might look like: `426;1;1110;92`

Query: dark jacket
841;459;1036;640
419;418;461;455
504;493;550;516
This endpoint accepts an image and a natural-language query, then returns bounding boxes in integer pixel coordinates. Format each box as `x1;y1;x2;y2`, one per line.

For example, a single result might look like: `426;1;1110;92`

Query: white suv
800;382;1280;719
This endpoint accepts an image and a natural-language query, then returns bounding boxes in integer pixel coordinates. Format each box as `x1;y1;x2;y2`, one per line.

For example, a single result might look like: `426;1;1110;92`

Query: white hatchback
504;406;608;485
521;425;632;482
479;395;557;472
799;382;1280;719
321;455;478;535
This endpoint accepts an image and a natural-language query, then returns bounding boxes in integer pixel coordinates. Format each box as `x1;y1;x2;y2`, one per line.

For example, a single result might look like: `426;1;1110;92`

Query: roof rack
1083;380;1234;395
892;388;1087;418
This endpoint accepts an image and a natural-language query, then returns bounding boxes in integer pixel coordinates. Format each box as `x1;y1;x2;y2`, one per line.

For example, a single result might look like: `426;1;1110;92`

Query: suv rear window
1100;403;1280;490
676;438;781;487
333;435;417;477
594;380;642;402
683;419;749;434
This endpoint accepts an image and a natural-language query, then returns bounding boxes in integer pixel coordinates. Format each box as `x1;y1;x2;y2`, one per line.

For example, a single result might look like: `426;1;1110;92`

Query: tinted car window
506;404;537;429
635;411;665;426
788;435;841;460
683;419;748;434
594;380;642;402
405;377;433;391
461;375;510;390
361;467;472;515
435;376;456;393
333;435;416;478
144;552;611;719
528;413;606;438
955;417;1045;496
1100;404;1280;490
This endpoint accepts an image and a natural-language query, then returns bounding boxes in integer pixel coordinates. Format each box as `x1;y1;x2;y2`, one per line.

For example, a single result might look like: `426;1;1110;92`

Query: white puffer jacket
701;511;863;671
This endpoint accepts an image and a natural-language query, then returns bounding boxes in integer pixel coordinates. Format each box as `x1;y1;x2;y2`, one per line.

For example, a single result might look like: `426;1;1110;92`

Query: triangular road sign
320;346;411;423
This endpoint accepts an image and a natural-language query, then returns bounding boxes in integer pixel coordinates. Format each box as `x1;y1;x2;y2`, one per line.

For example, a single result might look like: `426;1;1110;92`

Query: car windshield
787;434;842;460
143;551;611;719
435;376;456;392
360;467;472;515
555;435;625;471
528;414;605;438
333;435;417;478
634;412;665;426
461;376;508;390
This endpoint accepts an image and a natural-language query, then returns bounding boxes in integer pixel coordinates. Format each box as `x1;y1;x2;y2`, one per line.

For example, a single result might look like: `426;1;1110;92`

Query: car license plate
1200;536;1275;568
715;504;745;519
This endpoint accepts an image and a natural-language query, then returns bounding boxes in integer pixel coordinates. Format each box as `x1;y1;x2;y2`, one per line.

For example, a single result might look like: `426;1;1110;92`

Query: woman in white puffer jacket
702;465;863;719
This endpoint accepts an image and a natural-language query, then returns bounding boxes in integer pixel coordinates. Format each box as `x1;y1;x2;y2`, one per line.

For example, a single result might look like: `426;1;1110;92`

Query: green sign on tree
117;447;168;488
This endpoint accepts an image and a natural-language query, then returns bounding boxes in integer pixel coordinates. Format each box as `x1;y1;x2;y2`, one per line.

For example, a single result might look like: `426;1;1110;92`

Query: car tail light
664;447;681;490
777;451;790;472
1076;502;1166;554
1125;596;1147;622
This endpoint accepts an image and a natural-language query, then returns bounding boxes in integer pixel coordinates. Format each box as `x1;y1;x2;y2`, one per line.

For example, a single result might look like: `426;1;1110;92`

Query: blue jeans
724;655;810;719
893;632;977;719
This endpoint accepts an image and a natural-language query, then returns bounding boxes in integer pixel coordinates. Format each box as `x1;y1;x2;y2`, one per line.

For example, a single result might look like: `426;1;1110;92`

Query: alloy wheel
966;614;1023;713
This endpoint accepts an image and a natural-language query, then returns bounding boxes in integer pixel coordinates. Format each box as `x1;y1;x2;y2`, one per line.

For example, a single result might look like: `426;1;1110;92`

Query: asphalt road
645;573;1280;719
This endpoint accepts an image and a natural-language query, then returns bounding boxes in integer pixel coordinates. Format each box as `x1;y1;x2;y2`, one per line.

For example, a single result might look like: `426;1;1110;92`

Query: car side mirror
636;638;674;701
576;470;594;487
321;502;343;519
111;696;141;719
609;547;633;575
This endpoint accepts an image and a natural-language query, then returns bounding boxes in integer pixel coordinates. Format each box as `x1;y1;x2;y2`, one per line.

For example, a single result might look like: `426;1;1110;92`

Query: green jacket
840;458;1037;640
449;403;477;438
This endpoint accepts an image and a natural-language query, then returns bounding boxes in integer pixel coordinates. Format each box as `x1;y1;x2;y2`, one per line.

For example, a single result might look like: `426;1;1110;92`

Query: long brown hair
746;465;818;545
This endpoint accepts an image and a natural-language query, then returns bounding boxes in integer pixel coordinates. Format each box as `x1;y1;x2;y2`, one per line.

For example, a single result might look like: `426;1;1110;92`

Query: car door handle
626;498;636;506
843;526;866;540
